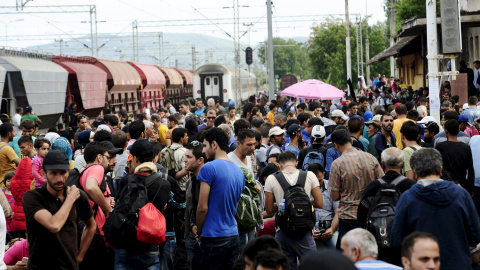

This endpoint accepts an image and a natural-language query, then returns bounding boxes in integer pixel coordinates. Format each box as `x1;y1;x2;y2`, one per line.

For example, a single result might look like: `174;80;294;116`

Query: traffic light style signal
246;47;253;65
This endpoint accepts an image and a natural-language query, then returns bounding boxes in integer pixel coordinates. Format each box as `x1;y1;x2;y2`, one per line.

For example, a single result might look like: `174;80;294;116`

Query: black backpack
274;170;315;236
66;166;107;214
364;175;406;249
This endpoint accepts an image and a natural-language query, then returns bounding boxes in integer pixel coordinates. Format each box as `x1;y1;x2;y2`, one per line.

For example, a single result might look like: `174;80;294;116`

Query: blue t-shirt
355;260;402;270
197;159;245;238
285;144;300;157
9;136;36;158
195;107;205;116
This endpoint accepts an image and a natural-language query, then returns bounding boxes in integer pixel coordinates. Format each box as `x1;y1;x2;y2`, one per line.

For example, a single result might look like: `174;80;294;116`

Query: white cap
331;109;349;121
311;125;326;139
268;126;285;137
463;103;469;110
97;124;112;134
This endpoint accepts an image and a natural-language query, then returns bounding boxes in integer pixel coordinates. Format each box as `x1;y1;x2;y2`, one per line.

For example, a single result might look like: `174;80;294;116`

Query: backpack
103;174;165;248
236;168;261;234
160;145;179;177
302;147;325;170
274;170;315;236
264;145;282;166
66;166;107;214
364;175;406;249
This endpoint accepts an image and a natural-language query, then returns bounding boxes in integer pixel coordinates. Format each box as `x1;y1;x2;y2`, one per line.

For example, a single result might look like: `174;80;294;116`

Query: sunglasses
207;117;216;120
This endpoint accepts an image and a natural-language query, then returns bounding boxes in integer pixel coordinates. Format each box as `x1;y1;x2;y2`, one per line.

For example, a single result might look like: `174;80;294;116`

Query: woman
185;117;198;143
73;130;94;160
51;137;74;170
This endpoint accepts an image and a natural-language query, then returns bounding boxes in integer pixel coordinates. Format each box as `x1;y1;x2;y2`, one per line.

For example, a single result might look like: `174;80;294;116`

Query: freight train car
128;62;166;112
280;74;298;90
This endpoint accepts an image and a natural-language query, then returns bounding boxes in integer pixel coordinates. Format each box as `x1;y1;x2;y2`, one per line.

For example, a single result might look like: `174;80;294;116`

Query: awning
54;61;107;110
156;66;183;86
175;68;193;85
0;65;6;105
128;62;166;90
92;58;141;92
0;56;68;116
367;35;418;65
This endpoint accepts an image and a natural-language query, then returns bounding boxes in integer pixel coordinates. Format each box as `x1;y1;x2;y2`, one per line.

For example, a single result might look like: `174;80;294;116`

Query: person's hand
313;230;321;240
110;198;115;208
321;228;334;240
14;261;27;270
195;234;202;243
191;225;197;237
77;253;84;264
66;186;80;202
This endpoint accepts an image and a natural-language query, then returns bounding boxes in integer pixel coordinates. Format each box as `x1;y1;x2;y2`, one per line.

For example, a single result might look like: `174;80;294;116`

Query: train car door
201;72;223;101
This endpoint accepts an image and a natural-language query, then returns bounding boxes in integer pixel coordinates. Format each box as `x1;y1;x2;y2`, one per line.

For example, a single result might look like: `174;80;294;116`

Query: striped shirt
328;148;384;220
355;260;402;269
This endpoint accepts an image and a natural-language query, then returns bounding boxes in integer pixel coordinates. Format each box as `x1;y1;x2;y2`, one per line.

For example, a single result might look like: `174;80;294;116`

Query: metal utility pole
175;59;178;68
426;0;440;123
192;45;196;70
365;0;370;83
389;0;396;77
54;39;64;55
132;20;139;62
345;0;352;82
234;0;241;106
158;32;164;65
267;0;275;98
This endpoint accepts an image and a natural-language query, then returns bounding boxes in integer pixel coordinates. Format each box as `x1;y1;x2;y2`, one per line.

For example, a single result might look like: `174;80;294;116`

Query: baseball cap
97;124;112;134
311;125;326;139
394;102;402;107
331;110;349;121
43;150;70;170
25;105;32;112
229;100;236;106
458;115;469;123
287;124;302;136
463;103;469;110
100;141;123;155
127;139;154;158
365;115;382;129
268;126;285;137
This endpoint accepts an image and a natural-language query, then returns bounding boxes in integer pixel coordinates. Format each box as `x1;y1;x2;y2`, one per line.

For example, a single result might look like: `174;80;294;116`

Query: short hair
380;114;393;122
401;232;438;260
168;115;179;125
417;105;427;116
93;130;112;142
228;106;235;112
277;151;297;164
242;235;281;262
164;99;171;105
342;228;378;259
297;103;307;111
18;135;33;146
359;96;367;103
112;130;127;149
307;117;324;128
410;148;443;178
84;141;109;163
0;123;13;138
172;128;187;143
248;95;255;102
218;123;232;137
425;122;440;134
348;102;358;109
203;127;229;152
251;117;264;129
47;127;57;133
347;117;363;134
118;109;128;119
260;123;274;138
107;114;119;126
269;103;276;111
274;112;287;122
419;97;429;103
307;163;325;175
129;120;145;140
474;60;480;65
20;119;35;130
285;119;300;131
233;118;251;135
92;121;101;129
331;129;351;146
395;104;408;115
205;106;217;115
16;107;22;113
180;100;190;107
346;96;354;101
442;110;458;121
374;106;386;116
469;96;478;105
405;101;415;111
297;113;311;125
237;129;255;144
268;153;280;162
57;123;64;130
444;119;459;135
214;115;227;127
185;141;206;160
254;249;289;270
400;121;421;141
151;141;163;157
34;138;51;149
442;100;452;108
77;114;87;123
381;147;405;168
150;114;160;123
135;113;147;121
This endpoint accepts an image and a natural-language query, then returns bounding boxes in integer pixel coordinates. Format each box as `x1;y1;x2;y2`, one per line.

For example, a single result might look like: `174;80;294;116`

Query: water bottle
278;199;285;216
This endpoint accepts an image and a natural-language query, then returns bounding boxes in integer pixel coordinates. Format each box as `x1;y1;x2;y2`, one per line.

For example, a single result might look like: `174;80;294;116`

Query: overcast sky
0;0;388;50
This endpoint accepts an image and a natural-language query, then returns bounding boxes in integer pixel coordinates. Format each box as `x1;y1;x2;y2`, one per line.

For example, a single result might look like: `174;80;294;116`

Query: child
2;172;15;232
32;138;51;188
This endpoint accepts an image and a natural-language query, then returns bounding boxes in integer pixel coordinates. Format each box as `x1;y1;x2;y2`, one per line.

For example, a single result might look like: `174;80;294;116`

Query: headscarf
78;130;92;146
185;118;198;143
44;132;60;144
51;137;73;162
363;110;373;122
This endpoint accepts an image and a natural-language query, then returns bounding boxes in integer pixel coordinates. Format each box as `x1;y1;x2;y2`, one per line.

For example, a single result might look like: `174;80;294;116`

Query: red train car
128;62;166;112
156;66;184;106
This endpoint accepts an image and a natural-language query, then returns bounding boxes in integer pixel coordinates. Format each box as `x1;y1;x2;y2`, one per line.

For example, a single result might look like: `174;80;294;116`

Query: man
391;148;480;270
329;129;384;246
301;117;323;148
74;115;89;146
367;114;396;163
117;109;128;128
165;99;177;114
194;127;244;270
313;104;323;118
297;103;307;114
459;114;479;137
9;119;36;158
400;121;422;179
184;141;206;267
112;130;128;180
228;129;256;174
341;229;402;270
265;126;285;161
298;125;327;169
195;99;205;117
168;128;190;192
434;110;470;147
331;110;349;126
462;96;480;125
373;90;385;107
365;117;381;139
347;117;365;151
165;115;179;146
242;95;256;119
179;100;193;120
347;102;360;118
125;120;145;154
264;151;323;270
307;163;339;249
473;60;480;91
435;119;474;192
392;104;411;149
197;107;216;132
357;97;368;118
23;150;96;270
254;249;290;270
256;96;268;116
297;112;311;128
401;232;440;270
241;235;282;270
115;139;172;269
17;135;35;159
285;124;302;157
423;121;439;147
255;123;273;168
57;123;75;146
151;114;168;145
273;112;287;129
12;107;23;137
20;105;42;125
0;123;20;183
214;99;226;115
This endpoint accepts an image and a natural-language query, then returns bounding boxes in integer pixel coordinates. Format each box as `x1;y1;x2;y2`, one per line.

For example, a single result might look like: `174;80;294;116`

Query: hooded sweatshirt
391;180;480;270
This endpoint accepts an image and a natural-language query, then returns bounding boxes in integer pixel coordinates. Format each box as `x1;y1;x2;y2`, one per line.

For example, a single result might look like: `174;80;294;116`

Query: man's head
260;123;274;139
249;95;256;103
237;129;256;157
25;105;32;114
84;141;109;170
268;126;285;147
359;96;368;109
443;119;459;137
184;141;206;173
205;107;217;127
207;98;215;107
164;99;172;109
93;130;112;142
277;151;297;169
77;115;88;131
401;121;421;144
417;105;428;118
331;129;352;151
365;115;381;137
331;110;348;125
307;163;325;184
18;135;34;157
167;115;179;129
401;232;440;270
197;99;204;109
228;106;236;117
16;107;23;115
347;117;363;135
112;130;128;150
458;115;469;132
242;235;282;270
259;96;268;107
305;117;323;135
341;228;378;263
424;122;439;144
100;141;123;172
381;114;394;133
42;150;71;192
297;112;312;128
395;104;408;116
20;119;35;136
297;103;307;114
202;127;229;160
251;117;264;131
254;249;289;270
233;118;251;135
273;113;287;128
411;148;442;179
128;139;155;171
129;120;145;140
348;102;358;116
381;147;404;171
474;60;480;70
179;100;190;115
172;127;188;146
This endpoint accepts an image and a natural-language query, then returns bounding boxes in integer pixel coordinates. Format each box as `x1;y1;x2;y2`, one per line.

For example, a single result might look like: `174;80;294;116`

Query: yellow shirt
267;111;274;124
157;124;168;145
392;118;413;150
0;142;18;184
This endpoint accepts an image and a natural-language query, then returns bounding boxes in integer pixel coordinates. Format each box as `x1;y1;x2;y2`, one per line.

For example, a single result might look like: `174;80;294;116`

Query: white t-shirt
227;151;253;175
12;113;22;137
264;170;319;205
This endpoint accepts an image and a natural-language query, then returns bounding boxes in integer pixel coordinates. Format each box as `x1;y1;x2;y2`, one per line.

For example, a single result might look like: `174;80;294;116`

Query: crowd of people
0;84;478;270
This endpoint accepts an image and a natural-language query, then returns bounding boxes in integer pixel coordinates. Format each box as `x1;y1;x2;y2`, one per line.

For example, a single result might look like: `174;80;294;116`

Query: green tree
390;0;440;30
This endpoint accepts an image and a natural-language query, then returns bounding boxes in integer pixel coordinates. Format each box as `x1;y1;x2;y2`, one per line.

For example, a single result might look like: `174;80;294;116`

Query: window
214;77;218;85
206;78;210;85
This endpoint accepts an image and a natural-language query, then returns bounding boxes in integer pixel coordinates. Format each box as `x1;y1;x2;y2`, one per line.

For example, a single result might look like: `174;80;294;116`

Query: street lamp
3;19;24;47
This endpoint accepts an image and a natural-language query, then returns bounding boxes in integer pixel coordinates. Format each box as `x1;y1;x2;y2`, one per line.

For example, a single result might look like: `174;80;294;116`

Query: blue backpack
302;149;325;170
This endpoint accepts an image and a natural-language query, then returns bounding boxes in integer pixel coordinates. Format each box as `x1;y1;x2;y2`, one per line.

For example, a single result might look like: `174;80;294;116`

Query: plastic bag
136;202;166;245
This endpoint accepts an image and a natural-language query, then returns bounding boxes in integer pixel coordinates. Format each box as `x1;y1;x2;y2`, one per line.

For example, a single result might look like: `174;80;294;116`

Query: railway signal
245;47;253;65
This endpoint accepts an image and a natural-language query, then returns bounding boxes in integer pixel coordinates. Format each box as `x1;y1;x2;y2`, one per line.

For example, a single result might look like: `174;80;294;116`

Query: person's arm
85;178;112;214
175;168;189;179
311;186;323;209
32;162;46;186
331;191;340;201
165;139;172;147
77;216;96;264
405;170;415;180
6;262;27;270
265;191;277;216
35;116;42;125
196;181;211;237
321;209;339;240
0;191;12;218
32;186;80;233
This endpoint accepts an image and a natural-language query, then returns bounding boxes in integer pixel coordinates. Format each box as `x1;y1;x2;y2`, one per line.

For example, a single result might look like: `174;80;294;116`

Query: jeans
192;235;240;270
315;231;339;250
275;230;316;270
159;237;176;270
185;236;198;269
114;249;159;270
238;229;255;248
337;219;359;249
